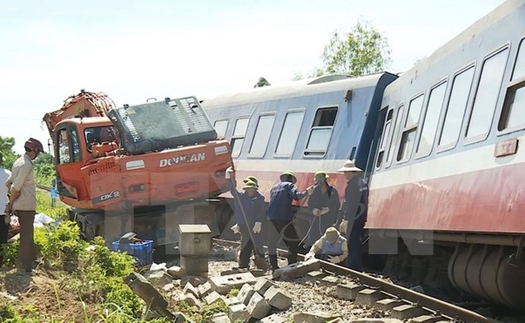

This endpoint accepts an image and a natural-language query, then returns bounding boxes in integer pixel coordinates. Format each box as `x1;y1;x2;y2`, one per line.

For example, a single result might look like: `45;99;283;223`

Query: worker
338;160;368;271
306;171;341;248
225;167;266;269
267;170;313;270
0;152;12;267
305;227;348;265
5;138;44;273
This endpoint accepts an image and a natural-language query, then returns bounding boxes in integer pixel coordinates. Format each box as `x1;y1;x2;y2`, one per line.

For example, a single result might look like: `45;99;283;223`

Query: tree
254;77;271;88
0;136;19;170
322;20;391;76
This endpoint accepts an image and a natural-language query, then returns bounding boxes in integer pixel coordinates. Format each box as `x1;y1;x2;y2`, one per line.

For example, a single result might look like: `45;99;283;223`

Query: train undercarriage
367;229;525;311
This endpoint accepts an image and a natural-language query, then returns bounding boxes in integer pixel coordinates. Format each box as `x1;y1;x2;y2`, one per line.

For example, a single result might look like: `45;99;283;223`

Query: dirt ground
0;267;97;321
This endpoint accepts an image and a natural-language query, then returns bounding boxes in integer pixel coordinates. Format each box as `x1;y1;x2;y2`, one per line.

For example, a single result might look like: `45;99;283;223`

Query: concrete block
272;259;321;280
250;269;266;277
162;283;176;293
408;315;442;323
335;282;364;301
224;296;242;306
198;281;214;297
210;313;231;323
260;313;286;323
306;270;327;281
320;276;340;286
204;291;225;305
254;278;276;295
124;273;168;312
293;311;341;323
228;303;250;322
375;298;404;312
355;289;388;307
182;282;200;299
181;256;208;276
246;292;271;319
209;272;257;294
167;265;186;279
143;270;173;287
221;268;249;276
264;286;292;310
238;283;256;305
181;276;207;287
180;293;202;310
391;304;428;320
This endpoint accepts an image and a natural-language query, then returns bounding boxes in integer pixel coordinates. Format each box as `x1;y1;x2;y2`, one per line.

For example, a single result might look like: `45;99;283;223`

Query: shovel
228;177;270;271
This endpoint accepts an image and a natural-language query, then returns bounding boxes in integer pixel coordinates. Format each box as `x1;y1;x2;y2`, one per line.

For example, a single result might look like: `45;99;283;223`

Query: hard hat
24;138;44;153
243;176;259;185
280;170;297;182
324;227;340;244
243;180;258;190
314;171;329;179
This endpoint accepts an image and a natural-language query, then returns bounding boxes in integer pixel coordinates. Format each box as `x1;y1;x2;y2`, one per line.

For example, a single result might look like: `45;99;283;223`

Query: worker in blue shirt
267;170;313;270
225;167;266;269
338;160;369;271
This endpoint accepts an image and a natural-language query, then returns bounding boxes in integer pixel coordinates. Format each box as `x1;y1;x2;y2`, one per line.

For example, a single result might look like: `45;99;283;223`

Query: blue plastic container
111;240;153;266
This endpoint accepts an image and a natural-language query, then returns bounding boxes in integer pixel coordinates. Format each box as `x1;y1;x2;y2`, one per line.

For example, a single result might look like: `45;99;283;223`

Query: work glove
328;255;341;264
320;207;329;215
304;252;315;261
231;223;240;234
339;220;349;234
312;208;321;216
306;186;314;196
225;166;233;179
252;222;262;234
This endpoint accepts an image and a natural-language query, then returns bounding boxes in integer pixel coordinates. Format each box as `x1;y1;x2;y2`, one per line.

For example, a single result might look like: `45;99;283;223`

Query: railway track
213;238;497;323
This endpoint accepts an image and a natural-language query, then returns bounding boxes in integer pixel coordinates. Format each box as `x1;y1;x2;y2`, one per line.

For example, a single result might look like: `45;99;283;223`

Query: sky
0;0;506;154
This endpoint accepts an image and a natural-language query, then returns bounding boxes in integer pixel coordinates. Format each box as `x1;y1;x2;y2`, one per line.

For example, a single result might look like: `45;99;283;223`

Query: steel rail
214;238;496;323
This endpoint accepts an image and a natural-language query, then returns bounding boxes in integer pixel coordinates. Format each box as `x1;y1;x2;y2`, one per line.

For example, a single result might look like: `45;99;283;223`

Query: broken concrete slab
210;313;231;323
254;278;277;295
228;303;250;322
124;273;168;313
238;283;256;305
264;286;292;310
182;282;200;299
246;291;271;319
143;270;173;287
181;276;207;287
198;281;214;298
204;291;225;306
272;259;321;280
209;272;257;294
293;311;341;323
180;293;202;310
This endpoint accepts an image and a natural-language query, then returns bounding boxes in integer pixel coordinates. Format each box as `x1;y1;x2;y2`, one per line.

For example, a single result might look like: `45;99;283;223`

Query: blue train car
202;72;396;235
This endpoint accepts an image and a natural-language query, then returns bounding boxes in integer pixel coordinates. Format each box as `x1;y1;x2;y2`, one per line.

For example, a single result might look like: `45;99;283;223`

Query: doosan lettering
159;153;206;167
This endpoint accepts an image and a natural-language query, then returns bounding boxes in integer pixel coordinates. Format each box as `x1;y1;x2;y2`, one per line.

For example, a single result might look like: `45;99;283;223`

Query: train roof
202;72;391;109
384;0;523;96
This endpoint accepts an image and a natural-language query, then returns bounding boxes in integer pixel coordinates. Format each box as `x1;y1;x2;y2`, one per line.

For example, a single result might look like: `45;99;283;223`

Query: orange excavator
43;90;233;245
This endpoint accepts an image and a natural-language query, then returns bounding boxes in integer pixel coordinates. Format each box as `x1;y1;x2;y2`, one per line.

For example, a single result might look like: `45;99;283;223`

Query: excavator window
57;127;81;164
84;126;117;152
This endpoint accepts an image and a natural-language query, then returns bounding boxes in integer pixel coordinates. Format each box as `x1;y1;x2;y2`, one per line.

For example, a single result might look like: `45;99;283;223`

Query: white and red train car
202;0;525;310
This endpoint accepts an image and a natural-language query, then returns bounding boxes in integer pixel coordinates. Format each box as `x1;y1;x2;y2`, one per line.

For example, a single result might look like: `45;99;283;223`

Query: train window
376;108;393;169
304;107;338;156
397;95;424;162
465;48;509;140
416;82;447;157
249;114;276;157
213;120;228;139
275;111;305;156
499;40;525;131
231;118;249;158
438;67;475;148
386;105;404;166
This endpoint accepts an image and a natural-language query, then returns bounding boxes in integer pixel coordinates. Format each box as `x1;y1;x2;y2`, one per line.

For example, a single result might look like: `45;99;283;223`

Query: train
201;0;525;310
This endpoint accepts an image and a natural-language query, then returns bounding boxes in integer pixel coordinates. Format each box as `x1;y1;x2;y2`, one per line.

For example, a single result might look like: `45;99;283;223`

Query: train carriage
369;0;525;309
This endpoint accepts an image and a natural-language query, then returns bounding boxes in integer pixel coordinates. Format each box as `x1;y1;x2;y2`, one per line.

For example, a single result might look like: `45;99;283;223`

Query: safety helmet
280;170;297;183
24;137;44;153
314;171;329;179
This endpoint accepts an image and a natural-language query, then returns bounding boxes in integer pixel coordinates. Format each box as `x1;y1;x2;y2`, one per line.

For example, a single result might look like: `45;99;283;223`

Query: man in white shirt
0;152;12;267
